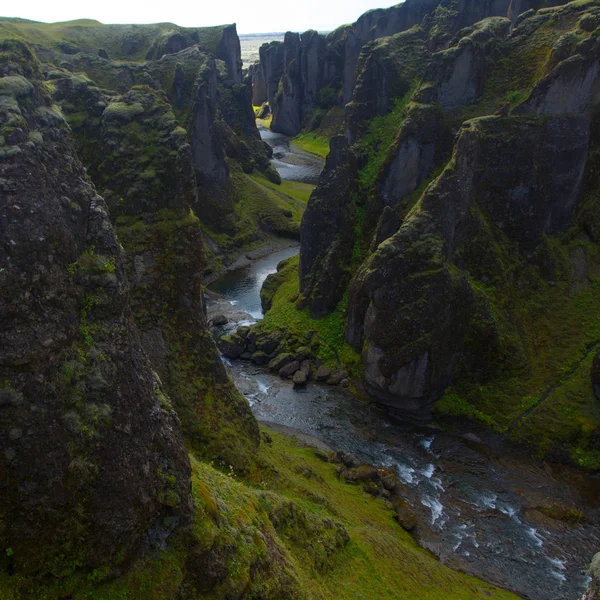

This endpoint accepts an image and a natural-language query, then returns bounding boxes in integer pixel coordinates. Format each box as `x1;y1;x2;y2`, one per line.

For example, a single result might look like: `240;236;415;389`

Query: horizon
0;0;400;34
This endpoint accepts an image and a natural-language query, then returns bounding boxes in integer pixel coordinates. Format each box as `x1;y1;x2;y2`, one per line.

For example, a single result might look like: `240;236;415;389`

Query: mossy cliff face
250;0;568;136
0;39;192;577
51;75;260;467
285;0;600;466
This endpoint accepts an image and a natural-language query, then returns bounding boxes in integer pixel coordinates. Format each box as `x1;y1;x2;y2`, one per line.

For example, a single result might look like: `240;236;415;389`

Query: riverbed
258;125;324;185
207;126;600;600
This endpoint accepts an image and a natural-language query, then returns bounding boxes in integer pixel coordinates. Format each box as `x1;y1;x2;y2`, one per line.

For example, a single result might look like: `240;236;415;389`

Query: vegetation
292;132;330;158
0;429;521;600
258;256;362;377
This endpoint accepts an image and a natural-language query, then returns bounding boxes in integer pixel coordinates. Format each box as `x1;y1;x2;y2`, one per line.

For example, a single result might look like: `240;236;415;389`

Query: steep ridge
259;0;600;469
0;38;193;578
250;0;570;136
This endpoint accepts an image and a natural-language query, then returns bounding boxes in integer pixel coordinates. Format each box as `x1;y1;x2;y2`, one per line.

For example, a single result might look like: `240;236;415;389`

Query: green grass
292;132;330;158
0;19;226;61
249;172;314;204
0;429;521;599
357;89;413;189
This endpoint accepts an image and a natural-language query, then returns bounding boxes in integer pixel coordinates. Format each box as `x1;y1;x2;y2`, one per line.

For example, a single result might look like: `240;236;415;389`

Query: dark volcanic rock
0;39;192;577
346;113;591;420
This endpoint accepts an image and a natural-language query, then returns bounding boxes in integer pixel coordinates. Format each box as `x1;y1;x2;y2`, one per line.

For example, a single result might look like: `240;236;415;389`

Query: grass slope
0;428;521;600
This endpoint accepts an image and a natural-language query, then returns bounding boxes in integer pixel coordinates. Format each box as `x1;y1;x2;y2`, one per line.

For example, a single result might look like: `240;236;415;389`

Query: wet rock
251;351;270;365
292;370;307;388
268;353;295;372
211;314;228;326
219;334;246;359
280;361;301;379
315;365;332;381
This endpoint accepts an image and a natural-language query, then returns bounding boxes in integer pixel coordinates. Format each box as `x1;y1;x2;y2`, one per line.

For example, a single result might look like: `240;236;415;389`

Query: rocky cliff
250;0;570;136
275;0;600;468
0;38;193;578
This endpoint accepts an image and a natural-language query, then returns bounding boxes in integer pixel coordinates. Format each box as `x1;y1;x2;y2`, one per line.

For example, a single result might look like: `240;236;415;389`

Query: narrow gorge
1;1;599;599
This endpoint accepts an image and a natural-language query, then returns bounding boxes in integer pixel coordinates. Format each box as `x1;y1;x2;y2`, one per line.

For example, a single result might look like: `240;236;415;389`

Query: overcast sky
5;0;398;33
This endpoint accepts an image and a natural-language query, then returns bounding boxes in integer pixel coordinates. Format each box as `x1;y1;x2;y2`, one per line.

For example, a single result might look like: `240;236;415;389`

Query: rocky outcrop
300;136;362;316
249;62;267;105
190;57;229;184
0;39;192;577
253;0;561;136
217;23;243;84
346;113;591;419
51;74;260;467
282;1;600;471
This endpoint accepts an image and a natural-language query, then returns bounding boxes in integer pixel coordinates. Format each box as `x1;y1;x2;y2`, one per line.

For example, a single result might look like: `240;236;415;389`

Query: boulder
327;370;347;385
292;370;308;388
219;334;246;359
315;365;332;381
251;351;270;365
212;314;228;326
392;498;417;532
280;361;301;378
268;352;295;372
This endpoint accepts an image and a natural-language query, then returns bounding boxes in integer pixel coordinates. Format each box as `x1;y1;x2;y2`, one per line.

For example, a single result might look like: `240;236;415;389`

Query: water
209;228;600;600
208;246;299;319
259;126;324;185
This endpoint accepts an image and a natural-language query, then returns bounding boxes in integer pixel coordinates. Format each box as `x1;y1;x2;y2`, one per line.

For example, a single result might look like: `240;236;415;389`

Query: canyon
1;1;600;598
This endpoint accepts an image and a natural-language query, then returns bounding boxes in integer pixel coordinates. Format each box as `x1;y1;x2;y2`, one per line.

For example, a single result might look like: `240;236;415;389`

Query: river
207;126;600;600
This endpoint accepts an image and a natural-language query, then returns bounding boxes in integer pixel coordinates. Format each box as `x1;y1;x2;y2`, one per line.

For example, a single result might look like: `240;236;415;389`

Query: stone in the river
251;351;269;365
212;314;228;326
268;352;295;372
280;361;301;379
292;370;307;388
315;365;331;381
219;334;246;358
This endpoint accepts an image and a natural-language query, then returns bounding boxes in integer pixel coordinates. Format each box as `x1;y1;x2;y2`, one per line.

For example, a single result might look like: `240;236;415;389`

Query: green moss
357;90;413;189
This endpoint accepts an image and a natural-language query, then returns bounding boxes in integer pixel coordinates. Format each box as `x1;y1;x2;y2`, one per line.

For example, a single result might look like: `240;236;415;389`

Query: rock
251;351;270;365
295;346;312;361
219;334;246;359
334;451;361;468
340;379;350;388
0;40;193;576
343;465;379;482
268;353;295;372
392;498;417;532
315;365;332;381
256;332;283;355
327;370;347;385
240;352;252;360
313;449;331;462
292;370;308;388
257;102;270;119
280;361;301;379
98;48;109;59
211;314;228;326
300;359;311;378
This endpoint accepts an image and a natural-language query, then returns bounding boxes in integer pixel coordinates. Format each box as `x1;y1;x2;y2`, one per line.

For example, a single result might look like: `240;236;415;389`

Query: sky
4;0;399;33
